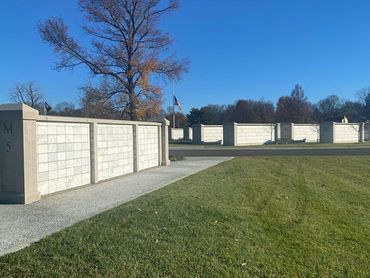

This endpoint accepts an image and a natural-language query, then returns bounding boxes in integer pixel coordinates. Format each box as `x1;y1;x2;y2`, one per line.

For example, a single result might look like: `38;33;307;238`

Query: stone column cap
161;118;170;126
0;103;39;120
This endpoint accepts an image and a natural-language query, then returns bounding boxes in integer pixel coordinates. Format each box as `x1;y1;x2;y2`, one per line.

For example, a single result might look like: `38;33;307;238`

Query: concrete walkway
0;157;231;256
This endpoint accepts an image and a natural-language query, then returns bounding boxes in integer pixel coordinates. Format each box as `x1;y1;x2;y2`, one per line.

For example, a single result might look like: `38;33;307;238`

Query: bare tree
38;0;188;120
357;87;370;105
52;101;82;117
314;95;343;122
9;81;44;109
80;81;124;119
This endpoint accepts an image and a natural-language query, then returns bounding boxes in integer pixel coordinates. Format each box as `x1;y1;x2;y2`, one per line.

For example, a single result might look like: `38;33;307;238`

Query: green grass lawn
1;157;369;277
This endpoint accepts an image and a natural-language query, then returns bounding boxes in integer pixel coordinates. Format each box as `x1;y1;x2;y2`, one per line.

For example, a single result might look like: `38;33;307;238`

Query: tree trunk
128;86;138;121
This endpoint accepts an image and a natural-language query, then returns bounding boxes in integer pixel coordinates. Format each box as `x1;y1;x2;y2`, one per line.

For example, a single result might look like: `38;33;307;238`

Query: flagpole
172;81;175;129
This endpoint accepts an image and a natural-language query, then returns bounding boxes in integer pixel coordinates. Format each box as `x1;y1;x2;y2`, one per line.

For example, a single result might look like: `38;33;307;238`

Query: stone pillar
161;118;170;166
133;124;140;171
332;122;336;143
360;122;365;142
290;123;294;141
183;127;188;141
280;123;293;143
223;122;237;146
183;126;193;141
89;122;98;183
158;125;162;166
168;127;173;141
193;124;204;144
275;123;281;142
0;104;41;204
320;122;335;143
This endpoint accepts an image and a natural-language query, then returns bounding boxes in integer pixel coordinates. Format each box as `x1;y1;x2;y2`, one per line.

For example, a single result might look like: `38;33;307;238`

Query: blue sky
1;0;370;113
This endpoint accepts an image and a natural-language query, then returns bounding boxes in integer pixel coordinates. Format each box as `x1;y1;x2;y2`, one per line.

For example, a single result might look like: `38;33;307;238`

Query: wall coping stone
37;115;162;126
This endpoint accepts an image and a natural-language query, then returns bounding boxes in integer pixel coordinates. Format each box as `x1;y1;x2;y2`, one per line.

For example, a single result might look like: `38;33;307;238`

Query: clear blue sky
1;0;370;113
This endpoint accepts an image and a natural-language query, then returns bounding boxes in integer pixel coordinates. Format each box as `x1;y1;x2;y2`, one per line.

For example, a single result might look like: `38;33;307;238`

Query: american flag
174;95;182;110
44;102;53;113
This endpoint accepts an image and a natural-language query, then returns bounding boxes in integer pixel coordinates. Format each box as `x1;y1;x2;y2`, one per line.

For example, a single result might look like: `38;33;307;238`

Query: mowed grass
1;157;369;277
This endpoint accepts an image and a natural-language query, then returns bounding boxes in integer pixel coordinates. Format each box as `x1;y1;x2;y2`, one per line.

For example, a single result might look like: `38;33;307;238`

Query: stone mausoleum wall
320;122;365;143
223;123;277;146
334;123;361;143
0;104;170;204
193;124;223;144
280;123;320;143
169;128;184;141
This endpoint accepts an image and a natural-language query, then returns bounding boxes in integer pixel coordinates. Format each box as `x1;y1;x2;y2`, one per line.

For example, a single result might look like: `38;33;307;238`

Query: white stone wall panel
97;124;134;181
236;125;275;145
37;122;90;195
138;126;159;170
293;125;320;143
203;126;223;143
171;128;184;140
334;124;360;143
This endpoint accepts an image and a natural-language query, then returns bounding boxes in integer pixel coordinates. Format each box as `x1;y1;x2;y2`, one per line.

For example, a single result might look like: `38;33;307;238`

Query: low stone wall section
169;128;184;140
236;124;276;145
293;124;320;142
334;123;361;143
223;123;277;146
0;104;170;204
320;122;365;143
193;124;223;144
281;123;320;143
203;125;223;143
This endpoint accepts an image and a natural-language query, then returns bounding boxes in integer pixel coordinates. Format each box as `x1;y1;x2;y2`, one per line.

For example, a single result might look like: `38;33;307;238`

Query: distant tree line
9;83;370;126
180;84;370;127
